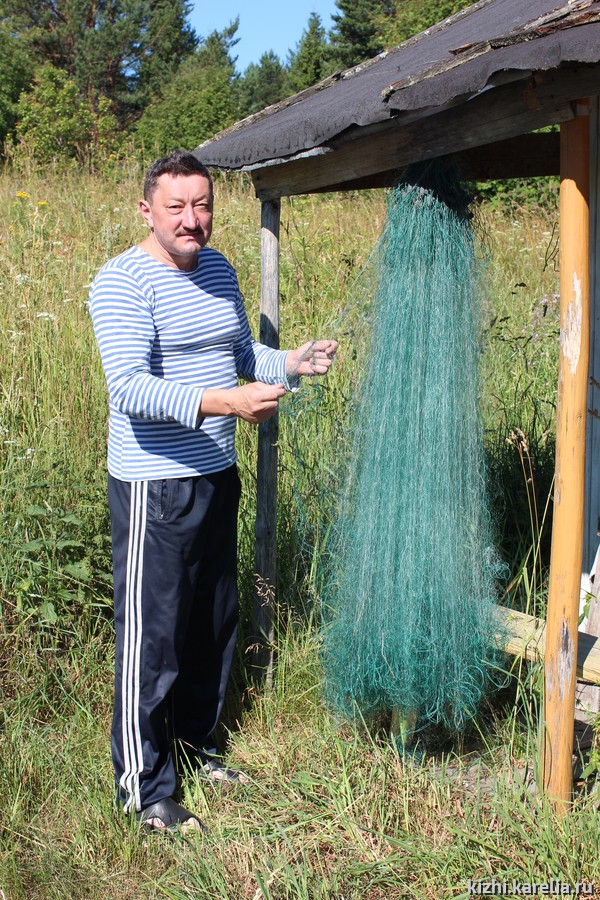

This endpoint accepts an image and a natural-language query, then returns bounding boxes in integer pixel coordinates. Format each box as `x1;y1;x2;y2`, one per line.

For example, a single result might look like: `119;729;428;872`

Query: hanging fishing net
316;159;504;732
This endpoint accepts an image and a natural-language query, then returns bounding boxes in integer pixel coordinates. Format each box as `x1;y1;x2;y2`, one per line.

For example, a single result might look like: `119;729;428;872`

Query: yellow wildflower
15;191;29;200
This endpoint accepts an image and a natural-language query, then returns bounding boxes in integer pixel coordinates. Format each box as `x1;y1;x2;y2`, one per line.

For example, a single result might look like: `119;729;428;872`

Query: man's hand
229;382;287;424
200;382;286;424
286;340;339;379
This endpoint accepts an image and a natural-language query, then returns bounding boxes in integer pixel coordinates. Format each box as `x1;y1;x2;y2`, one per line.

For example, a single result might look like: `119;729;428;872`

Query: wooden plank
459;131;560;181
543;102;590;809
305;132;561;193
585;97;600;573
253;199;281;687
498;606;600;686
251;64;600;199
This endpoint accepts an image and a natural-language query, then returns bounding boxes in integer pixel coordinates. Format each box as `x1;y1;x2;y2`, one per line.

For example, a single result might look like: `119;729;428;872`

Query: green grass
2;166;596;899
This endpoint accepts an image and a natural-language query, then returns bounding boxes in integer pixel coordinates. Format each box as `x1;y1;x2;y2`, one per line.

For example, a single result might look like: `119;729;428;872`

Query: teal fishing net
317;160;503;731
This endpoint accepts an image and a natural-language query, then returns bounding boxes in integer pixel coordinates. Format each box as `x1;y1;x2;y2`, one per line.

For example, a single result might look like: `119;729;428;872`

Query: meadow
1;164;599;899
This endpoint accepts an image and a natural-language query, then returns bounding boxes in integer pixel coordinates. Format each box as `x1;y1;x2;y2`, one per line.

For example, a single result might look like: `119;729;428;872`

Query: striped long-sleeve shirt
89;244;291;481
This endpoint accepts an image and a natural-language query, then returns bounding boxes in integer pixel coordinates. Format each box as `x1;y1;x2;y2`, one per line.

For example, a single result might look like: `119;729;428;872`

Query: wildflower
15;191;29;200
36;312;57;321
37;200;48;207
15;274;30;284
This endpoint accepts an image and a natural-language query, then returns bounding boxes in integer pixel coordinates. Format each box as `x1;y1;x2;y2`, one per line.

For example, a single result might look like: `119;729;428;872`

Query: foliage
135;0;198;105
475;176;560;216
1;488;112;633
238;51;289;118
135;56;238;154
135;22;240;156
0;0;197;124
195;18;239;75
287;12;330;93
378;0;473;47
15;65;121;165
328;0;393;69
0;25;32;145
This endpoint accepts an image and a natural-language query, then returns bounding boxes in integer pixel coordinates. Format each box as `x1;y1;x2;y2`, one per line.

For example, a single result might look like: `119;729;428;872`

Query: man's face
139;173;214;270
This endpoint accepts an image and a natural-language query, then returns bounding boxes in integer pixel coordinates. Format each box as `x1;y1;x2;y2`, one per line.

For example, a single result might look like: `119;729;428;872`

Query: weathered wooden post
543;101;590;809
253;198;281;687
584;98;600;575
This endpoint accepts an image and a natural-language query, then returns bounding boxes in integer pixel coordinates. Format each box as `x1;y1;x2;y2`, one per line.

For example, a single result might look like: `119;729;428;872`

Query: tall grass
2;166;595;899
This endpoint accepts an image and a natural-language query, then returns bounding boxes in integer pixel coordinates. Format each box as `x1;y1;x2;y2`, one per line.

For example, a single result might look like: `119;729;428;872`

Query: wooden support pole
543;102;590;810
584;97;600;573
253;198;281;687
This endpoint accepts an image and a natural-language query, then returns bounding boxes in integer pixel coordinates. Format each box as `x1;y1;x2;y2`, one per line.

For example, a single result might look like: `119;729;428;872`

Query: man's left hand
287;340;339;379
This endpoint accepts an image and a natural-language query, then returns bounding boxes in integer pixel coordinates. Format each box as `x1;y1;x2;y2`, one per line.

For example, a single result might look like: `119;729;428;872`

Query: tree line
0;0;471;166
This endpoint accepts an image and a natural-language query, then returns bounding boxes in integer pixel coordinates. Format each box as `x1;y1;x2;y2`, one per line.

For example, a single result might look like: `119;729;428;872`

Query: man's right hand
199;382;286;424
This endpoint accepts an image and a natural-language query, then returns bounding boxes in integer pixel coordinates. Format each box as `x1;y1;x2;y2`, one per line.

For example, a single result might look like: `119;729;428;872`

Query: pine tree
287;12;330;93
136;0;197;102
0;0;198;124
195;19;238;77
135;24;239;154
238;51;288;117
0;25;32;144
328;0;394;70
380;0;473;48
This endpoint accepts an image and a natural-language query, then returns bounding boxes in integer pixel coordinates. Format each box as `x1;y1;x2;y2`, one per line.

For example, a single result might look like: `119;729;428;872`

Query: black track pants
108;466;241;812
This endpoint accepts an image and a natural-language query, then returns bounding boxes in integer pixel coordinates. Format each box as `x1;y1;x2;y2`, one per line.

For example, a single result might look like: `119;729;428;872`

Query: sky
188;1;339;73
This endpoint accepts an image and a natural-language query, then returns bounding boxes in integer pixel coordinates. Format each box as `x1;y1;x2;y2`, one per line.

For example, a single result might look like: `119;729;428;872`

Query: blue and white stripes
89;245;290;480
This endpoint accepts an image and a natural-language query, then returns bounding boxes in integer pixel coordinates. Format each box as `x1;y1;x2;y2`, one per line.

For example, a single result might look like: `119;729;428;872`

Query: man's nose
181;205;198;229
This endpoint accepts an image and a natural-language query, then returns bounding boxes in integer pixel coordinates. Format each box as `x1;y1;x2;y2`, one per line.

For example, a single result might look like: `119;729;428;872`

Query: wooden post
583;98;600;574
576;98;600;722
253;199;281;686
543;102;590;810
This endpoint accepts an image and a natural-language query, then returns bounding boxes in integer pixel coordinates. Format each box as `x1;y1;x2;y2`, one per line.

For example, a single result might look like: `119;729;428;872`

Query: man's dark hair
143;150;213;201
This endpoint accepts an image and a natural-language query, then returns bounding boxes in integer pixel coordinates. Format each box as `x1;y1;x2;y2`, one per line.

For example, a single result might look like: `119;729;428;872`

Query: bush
134;60;238;155
16;64;120;166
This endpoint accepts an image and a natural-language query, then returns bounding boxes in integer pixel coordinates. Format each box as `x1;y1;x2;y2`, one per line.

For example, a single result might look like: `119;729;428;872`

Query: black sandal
177;743;248;784
200;755;248;784
137;797;206;834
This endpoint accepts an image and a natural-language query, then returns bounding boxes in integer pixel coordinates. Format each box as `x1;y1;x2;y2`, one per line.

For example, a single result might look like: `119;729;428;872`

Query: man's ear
139;198;153;228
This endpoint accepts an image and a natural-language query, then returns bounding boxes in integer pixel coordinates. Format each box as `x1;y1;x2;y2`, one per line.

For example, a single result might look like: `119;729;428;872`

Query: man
89;150;337;834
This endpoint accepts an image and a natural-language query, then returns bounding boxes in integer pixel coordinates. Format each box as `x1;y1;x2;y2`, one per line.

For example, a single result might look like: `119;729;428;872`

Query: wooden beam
460;132;560;181
253;199;281;687
251;65;600;199
498;606;600;685
543;101;590;810
304;132;561;194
